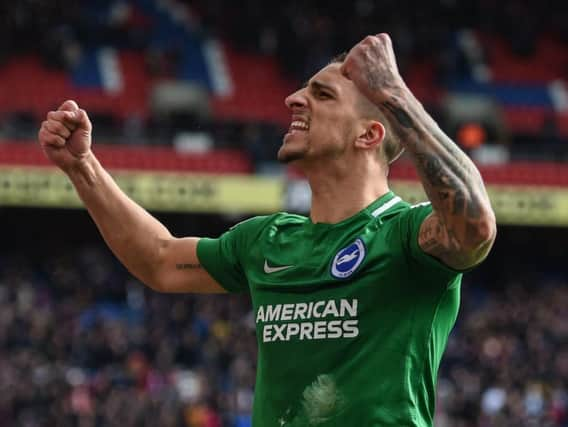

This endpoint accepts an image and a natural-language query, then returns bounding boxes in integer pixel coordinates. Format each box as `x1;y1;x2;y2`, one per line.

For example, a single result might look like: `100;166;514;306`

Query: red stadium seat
0;142;253;174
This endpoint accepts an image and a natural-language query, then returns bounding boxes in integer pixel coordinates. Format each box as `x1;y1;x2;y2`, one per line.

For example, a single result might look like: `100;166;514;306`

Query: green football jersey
197;192;462;427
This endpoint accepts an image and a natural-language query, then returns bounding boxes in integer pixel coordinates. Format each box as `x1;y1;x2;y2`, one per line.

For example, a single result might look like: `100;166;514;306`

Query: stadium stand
0;212;567;427
1;0;567;157
1;1;568;426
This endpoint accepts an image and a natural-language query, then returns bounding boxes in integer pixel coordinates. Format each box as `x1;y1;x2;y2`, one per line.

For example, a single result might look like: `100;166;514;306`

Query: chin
277;145;306;164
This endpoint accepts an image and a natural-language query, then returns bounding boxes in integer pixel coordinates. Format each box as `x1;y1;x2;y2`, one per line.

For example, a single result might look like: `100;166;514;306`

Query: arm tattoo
413;150;482;221
381;100;415;129
420;214;494;268
419;214;463;262
413;142;492;267
378;92;494;266
381;98;482;223
176;263;202;270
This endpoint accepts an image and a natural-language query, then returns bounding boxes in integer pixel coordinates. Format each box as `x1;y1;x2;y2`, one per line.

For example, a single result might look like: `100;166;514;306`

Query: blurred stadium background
0;1;567;426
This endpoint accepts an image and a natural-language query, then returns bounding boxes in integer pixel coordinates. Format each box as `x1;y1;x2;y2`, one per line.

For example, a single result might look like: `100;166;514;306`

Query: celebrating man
39;34;496;426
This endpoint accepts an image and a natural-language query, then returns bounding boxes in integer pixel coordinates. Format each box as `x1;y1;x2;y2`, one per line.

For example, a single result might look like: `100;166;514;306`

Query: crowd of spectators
0;244;256;426
437;282;568;426
185;0;568;80
0;216;566;426
4;0;565;79
0;2;567;425
0;1;567;160
0;0;148;69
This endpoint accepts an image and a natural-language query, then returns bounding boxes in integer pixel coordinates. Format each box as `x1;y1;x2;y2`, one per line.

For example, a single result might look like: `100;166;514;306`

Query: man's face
278;63;368;164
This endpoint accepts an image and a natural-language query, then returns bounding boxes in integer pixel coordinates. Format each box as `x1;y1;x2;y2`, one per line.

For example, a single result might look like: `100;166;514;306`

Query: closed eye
314;90;333;100
308;80;337;100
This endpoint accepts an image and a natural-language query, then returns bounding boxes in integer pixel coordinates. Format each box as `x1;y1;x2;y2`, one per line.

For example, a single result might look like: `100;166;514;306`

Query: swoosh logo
264;260;294;274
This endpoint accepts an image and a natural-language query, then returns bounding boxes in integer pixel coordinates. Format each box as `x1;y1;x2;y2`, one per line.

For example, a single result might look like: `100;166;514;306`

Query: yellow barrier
0;166;284;213
391;180;568;227
1;167;568;225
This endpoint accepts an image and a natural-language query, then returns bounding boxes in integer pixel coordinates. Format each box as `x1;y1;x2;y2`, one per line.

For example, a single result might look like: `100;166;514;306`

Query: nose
285;88;307;110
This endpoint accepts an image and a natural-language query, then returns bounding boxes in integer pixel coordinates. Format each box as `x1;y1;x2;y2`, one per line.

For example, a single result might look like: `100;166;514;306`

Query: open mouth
289;120;309;132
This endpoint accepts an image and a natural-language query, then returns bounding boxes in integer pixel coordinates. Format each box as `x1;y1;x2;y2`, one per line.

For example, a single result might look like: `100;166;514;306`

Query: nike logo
264;260;294;274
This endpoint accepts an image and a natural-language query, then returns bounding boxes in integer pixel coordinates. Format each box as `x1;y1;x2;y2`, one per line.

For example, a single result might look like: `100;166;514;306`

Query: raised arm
38;100;225;293
342;34;496;270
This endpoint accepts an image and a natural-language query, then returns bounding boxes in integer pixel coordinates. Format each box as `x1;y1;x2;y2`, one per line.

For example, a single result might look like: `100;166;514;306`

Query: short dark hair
329;52;404;166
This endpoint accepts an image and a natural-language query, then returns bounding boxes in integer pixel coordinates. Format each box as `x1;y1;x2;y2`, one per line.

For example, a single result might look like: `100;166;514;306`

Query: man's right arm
68;153;226;293
39;100;225;294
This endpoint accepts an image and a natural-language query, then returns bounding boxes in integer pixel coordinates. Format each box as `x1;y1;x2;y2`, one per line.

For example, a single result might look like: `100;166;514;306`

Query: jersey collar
306;191;405;230
365;191;405;219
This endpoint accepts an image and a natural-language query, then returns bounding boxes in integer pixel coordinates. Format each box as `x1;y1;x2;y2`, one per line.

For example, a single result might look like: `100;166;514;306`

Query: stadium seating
0;142;252;173
1;2;568;426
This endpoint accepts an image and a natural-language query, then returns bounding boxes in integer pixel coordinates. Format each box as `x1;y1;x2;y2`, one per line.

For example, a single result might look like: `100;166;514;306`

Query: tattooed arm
69;156;226;293
388;101;496;269
342;34;496;269
65;155;226;293
38;101;225;293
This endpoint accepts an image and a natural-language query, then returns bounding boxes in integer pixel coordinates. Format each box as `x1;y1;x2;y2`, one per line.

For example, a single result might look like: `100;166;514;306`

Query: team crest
330;238;366;279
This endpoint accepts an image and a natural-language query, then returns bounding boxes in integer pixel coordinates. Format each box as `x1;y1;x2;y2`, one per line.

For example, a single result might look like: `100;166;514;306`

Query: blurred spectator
0;230;566;426
0;0;567;160
0;244;257;426
0;1;567;425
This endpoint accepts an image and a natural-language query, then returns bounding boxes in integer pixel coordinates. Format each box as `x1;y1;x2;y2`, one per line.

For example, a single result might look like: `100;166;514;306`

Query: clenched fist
38;100;92;171
340;33;407;105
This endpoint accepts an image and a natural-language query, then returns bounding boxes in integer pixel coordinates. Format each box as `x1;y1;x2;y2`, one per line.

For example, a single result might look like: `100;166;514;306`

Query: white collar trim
371;196;402;217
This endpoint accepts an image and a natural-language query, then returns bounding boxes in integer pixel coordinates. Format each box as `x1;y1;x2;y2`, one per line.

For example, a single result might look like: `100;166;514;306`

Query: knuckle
47;122;59;134
39;127;49;137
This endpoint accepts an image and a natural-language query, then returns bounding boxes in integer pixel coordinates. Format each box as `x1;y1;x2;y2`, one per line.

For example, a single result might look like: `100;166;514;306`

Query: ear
354;121;385;150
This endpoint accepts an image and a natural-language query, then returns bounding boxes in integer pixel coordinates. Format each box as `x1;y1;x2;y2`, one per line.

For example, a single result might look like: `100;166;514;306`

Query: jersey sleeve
196;216;267;293
398;203;463;277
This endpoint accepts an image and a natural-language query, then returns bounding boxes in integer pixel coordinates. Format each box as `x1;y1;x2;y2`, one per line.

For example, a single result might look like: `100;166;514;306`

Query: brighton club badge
330;238;366;279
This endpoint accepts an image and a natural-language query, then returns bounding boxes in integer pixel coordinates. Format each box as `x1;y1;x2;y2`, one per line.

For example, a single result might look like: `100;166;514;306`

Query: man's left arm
342;34;497;270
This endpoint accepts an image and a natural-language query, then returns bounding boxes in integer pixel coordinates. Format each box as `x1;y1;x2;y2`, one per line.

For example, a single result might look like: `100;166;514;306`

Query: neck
301;159;390;224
